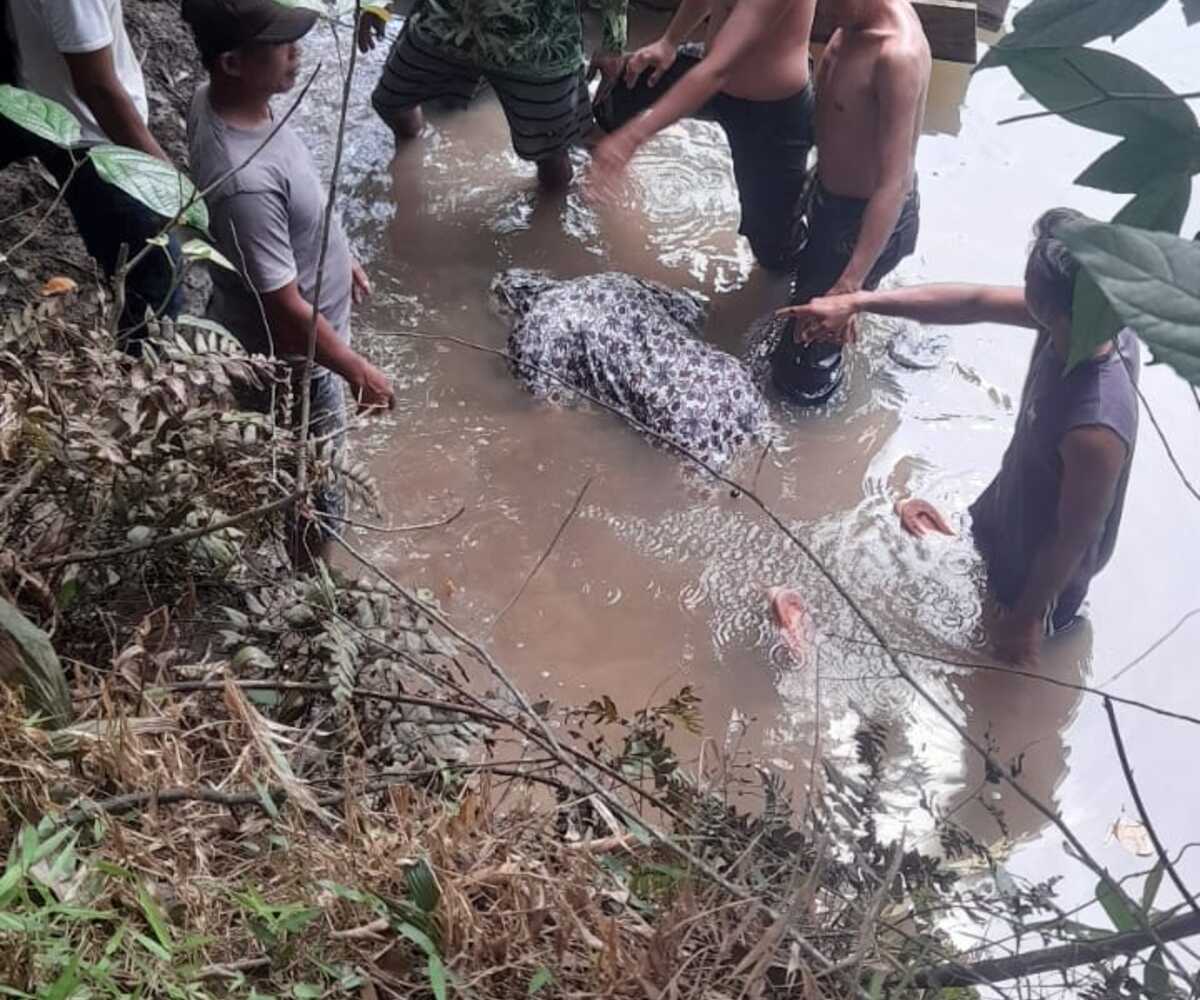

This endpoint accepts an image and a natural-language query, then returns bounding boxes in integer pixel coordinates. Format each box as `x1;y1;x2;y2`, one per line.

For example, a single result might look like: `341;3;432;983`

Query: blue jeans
0;116;183;344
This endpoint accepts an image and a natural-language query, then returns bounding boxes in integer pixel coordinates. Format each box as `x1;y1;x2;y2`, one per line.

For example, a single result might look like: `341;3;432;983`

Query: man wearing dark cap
183;0;395;569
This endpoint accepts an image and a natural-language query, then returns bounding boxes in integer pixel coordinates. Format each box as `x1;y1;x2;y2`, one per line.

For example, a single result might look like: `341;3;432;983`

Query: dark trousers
594;45;815;272
770;181;921;404
0;117;183;344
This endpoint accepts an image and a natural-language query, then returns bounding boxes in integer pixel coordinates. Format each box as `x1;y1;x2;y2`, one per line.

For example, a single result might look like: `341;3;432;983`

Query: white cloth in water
494;270;769;468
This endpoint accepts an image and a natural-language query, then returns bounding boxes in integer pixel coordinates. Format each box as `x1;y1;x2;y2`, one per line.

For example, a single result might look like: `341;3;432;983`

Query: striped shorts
370;26;594;162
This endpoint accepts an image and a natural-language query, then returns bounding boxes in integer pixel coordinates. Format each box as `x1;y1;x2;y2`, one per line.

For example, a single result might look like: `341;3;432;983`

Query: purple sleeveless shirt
969;328;1140;626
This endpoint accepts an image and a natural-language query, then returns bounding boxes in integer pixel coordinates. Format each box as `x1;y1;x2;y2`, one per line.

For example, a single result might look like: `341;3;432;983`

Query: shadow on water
294;3;1200;900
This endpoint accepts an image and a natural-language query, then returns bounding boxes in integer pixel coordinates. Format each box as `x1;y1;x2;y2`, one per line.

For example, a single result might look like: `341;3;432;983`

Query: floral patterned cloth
493;270;770;468
408;0;627;78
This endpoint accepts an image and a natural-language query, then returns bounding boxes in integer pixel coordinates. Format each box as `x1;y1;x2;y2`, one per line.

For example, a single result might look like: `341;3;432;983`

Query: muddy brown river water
295;4;1198;916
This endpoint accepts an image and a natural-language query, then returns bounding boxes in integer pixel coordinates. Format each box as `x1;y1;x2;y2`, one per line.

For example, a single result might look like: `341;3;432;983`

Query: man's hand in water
584;132;636;204
895;498;954;538
348;357;395;414
623;38;678;88
776;291;862;344
351;260;372;305
357;10;386;53
993;612;1042;668
588;51;626;104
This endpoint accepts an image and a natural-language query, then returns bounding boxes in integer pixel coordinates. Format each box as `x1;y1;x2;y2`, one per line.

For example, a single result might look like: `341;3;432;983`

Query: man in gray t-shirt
778;208;1139;668
182;0;394;567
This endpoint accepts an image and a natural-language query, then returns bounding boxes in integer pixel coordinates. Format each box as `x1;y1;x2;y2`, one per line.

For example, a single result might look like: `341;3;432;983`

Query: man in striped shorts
360;0;628;189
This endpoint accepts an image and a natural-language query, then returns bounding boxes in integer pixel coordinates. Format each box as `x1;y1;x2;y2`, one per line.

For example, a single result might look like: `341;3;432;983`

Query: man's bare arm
64;47;167;161
606;0;790;155
779;284;1038;336
831;46;925;293
261;282;394;411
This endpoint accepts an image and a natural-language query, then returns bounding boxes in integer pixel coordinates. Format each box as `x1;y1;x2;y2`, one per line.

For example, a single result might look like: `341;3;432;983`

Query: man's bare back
705;0;817;100
814;0;930;199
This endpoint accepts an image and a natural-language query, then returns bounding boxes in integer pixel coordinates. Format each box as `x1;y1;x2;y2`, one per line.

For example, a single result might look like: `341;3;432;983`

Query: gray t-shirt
186;84;353;369
969;328;1139;622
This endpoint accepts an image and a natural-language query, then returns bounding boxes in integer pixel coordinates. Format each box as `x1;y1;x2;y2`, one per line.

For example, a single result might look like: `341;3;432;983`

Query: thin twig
827;631;1200;728
998;87;1200;127
909;910;1200;988
1101;607;1200;688
1;155;81;262
194;957;271;979
491;475;591;632
317;504;466;534
296;15;359;534
1104;698;1200;919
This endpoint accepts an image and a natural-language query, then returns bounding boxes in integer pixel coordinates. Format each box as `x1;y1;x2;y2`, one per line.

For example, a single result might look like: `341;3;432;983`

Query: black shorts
594;44;815;271
371;26;593;162
770;180;921;405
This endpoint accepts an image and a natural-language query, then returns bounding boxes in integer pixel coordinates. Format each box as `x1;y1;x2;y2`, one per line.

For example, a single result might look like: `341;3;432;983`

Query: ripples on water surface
296;5;1200;900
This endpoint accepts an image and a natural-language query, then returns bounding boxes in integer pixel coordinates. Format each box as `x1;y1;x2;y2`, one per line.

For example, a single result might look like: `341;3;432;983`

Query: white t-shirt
6;0;148;144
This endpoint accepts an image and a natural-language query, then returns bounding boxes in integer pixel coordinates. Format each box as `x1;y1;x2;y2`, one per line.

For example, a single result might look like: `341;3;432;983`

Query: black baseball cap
182;0;319;60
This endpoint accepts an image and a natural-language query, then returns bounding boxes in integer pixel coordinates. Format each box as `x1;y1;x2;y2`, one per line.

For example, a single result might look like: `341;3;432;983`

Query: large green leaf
1078;131;1200;193
1059;219;1200;385
1141;861;1166;912
1144;947;1170;998
0;597;73;729
979;0;1166;59
86;145;209;231
1067;176;1191;368
1095;877;1139;932
0;85;81;147
987;47;1197;141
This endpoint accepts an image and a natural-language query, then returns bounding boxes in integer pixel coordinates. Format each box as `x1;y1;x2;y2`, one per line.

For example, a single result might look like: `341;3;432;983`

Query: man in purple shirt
778;208;1140;666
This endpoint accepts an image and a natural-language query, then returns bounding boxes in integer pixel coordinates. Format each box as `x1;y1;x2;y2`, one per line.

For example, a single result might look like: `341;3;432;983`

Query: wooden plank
812;0;978;64
976;0;1012;31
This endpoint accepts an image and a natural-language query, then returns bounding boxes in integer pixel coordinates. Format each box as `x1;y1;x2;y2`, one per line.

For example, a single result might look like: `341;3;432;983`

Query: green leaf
985;47;1197;142
1058;219;1200;385
867;970;885;1000
1077;132;1200;193
0;597;73;728
86;144;209;231
427;952;447;1000
133;929;172;961
528;967;553;995
1095;877;1139;932
41;957;81;1000
980;0;1166;57
291;985;322;1000
1068;173;1193;368
405;859;440;913
396;921;438;958
181;238;235;272
1142;862;1166;912
0;85;81;147
254;779;281;819
1144;947;1170;998
137;884;173;952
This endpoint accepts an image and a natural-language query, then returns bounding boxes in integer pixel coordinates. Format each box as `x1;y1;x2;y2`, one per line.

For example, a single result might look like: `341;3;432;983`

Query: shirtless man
587;0;817;271
770;0;930;405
